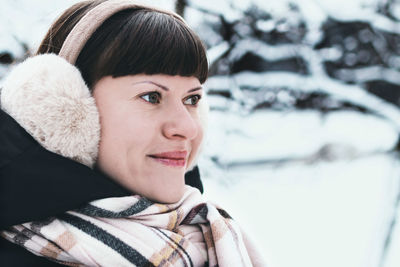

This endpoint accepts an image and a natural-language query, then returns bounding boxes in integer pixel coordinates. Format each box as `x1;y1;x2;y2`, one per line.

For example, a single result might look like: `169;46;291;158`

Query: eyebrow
187;87;202;93
132;81;202;92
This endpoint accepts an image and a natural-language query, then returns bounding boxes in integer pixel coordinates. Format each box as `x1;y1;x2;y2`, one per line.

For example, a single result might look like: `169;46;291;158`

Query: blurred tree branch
377;0;400;22
175;0;186;17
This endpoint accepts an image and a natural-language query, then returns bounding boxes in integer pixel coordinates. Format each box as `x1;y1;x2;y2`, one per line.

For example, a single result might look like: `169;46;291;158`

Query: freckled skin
93;74;203;203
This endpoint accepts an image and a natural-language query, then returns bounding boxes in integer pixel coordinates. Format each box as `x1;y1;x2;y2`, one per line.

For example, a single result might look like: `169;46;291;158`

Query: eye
183;94;202;106
140;91;161;104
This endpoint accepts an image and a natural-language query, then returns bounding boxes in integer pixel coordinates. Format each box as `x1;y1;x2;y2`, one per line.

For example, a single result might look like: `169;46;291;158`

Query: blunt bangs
76;9;208;88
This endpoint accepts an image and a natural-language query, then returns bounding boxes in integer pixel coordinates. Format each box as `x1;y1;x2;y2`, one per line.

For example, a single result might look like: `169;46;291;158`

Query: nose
162;102;199;141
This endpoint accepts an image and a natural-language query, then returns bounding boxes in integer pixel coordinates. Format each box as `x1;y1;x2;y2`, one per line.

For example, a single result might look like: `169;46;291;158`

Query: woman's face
93;74;203;203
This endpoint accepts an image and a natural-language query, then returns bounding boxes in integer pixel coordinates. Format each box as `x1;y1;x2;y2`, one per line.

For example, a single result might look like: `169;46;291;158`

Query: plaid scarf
1;186;265;266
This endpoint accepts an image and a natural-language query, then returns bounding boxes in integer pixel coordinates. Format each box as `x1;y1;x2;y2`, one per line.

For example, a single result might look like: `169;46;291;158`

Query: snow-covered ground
1;1;400;267
202;154;400;267
199;99;400;267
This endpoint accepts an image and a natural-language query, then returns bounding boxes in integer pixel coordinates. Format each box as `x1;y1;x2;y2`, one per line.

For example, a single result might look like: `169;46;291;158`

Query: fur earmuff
1;54;100;167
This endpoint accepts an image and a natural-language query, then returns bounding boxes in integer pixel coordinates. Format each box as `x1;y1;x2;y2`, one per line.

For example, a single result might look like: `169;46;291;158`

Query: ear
1;54;100;167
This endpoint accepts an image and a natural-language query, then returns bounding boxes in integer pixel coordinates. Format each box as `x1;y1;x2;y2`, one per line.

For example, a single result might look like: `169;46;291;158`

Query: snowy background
1;0;400;267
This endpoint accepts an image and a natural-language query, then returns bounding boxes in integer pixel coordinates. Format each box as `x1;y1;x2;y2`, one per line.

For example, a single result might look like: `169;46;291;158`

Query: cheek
100;111;148;157
194;125;204;149
188;120;204;167
96;109;153;187
95;96;137;167
95;108;127;177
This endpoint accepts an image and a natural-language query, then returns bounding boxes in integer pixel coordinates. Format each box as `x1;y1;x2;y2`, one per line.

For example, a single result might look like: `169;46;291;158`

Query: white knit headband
59;0;185;64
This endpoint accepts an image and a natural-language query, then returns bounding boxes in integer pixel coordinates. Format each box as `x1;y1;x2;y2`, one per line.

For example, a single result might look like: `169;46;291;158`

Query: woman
0;0;265;266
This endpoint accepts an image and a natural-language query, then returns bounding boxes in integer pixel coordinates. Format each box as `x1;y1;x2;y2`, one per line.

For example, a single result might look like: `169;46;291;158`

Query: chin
153;187;185;204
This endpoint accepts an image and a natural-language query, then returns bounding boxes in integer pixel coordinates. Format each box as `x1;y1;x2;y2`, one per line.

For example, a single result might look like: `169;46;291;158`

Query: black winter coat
0;108;203;267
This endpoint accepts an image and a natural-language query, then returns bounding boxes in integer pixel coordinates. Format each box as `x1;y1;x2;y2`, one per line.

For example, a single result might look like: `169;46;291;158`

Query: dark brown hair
37;0;208;88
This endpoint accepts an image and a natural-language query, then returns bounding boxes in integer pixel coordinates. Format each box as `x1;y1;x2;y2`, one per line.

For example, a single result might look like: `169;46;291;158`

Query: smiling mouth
148;151;187;167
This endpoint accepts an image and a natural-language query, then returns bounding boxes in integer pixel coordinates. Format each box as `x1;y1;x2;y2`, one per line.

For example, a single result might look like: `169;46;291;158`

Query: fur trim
1;54;100;167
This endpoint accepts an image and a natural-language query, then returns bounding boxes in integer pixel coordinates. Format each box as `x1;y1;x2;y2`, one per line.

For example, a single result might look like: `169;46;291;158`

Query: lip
148;151;187;167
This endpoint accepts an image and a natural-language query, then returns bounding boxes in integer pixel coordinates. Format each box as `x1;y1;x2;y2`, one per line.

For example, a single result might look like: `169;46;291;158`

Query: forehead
127;74;202;90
